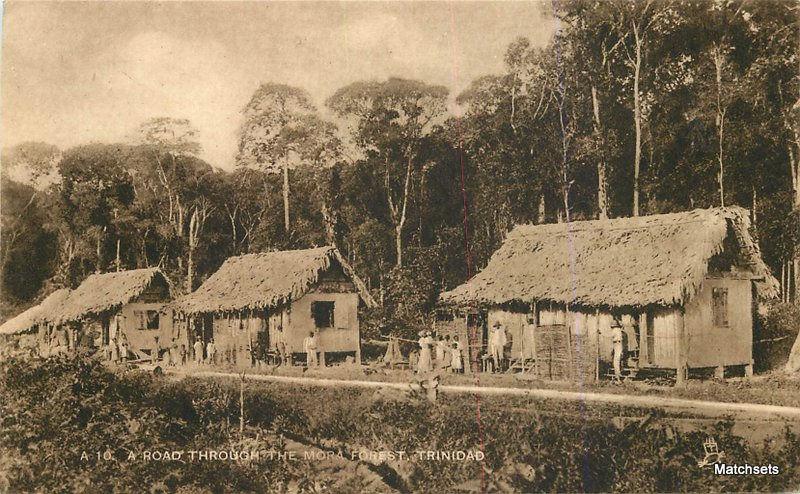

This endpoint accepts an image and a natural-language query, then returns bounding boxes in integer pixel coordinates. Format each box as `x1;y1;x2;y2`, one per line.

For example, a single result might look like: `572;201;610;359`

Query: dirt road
167;368;800;422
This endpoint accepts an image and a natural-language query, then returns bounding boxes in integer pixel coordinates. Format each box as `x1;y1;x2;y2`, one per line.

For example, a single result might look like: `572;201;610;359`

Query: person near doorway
109;336;119;363
417;330;433;373
193;339;204;364
118;334;128;364
206;339;216;365
488;321;507;372
152;335;161;364
304;331;319;367
435;334;448;368
275;325;288;366
451;337;463;373
611;318;624;381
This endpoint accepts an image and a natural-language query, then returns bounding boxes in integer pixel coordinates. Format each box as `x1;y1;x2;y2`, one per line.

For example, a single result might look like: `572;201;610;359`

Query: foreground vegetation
2;355;799;493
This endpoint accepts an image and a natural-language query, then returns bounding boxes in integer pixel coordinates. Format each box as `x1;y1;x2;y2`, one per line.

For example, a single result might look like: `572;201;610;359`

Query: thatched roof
0;288;71;335
440;207;778;309
172;246;376;315
50;268;171;323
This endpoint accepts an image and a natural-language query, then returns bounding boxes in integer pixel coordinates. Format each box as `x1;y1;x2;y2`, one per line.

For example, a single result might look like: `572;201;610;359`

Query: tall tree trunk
321;200;336;246
386;154;413;268
592;85;608;219
632;24;643;217
714;47;726;207
116;238;121;272
282;160;290;232
186;207;205;294
538;194;546;224
95;227;106;273
395;225;403;268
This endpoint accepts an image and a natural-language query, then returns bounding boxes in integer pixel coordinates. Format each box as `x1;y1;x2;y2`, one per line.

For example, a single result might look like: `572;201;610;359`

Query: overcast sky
1;2;554;170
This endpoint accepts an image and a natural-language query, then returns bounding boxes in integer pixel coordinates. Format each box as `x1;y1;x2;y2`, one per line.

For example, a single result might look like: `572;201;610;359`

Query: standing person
303;331;318;367
611;319;624;381
435;335;448;368
274;325;288;366
417;331;433;373
118;334;128;364
152;335;161;364
109;336;119;363
206;339;216;366
193;339;204;365
451;338;463;373
488;321;507;372
179;344;187;365
169;340;178;367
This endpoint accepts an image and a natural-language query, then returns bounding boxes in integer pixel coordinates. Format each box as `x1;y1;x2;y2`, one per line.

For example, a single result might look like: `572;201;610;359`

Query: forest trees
327;78;448;267
237;84;317;234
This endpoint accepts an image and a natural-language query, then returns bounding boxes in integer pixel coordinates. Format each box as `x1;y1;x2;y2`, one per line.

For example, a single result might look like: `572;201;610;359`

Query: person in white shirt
488;321;507;372
206;339;216;365
417;331;433;373
611;319;624;381
193;339;204;364
303;331;319;367
451;337;463;373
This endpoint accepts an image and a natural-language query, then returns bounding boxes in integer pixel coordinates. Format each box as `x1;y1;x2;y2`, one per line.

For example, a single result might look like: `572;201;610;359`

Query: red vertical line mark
447;5;485;493
551;0;591;489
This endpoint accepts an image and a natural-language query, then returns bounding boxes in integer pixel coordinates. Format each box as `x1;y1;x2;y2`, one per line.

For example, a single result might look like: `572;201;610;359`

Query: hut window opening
712;288;729;327
311;301;335;328
146;310;160;330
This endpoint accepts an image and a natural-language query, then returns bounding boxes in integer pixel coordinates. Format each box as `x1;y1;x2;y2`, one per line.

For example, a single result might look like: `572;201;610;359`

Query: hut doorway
201;314;214;344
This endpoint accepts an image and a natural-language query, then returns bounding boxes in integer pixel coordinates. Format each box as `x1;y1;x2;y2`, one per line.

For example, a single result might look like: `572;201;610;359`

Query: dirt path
166;369;800;422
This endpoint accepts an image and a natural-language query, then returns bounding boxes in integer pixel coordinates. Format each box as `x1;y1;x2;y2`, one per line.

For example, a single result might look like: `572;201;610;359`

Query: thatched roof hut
49;268;172;324
440;207;778;309
0;288;71;335
172;246;376;315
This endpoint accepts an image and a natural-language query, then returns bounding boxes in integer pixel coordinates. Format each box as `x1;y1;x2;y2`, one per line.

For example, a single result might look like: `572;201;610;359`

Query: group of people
414;330;465;373
411;320;512;375
105;333;130;363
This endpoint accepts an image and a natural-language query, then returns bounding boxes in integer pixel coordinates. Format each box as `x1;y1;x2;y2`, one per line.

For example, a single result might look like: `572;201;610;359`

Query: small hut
439;207;778;381
46;268;177;359
0;288;72;336
171;246;376;366
0;288;72;354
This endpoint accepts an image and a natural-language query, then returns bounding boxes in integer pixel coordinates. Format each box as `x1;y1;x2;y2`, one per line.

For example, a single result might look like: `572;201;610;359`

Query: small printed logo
697;436;725;468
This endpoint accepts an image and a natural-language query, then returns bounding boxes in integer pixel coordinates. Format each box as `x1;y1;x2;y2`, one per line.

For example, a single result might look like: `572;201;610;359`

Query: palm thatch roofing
440;207;778;309
49;268;171;324
0;288;72;335
171;246;376;315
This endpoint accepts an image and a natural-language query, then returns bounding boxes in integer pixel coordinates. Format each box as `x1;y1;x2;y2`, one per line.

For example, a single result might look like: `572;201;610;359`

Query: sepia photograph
0;1;798;492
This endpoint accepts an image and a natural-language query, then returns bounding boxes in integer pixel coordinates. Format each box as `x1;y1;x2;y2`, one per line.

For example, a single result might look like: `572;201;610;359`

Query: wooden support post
595;308;600;382
464;314;471;375
676;310;687;386
356;321;362;365
638;311;648;367
532;302;539;377
565;304;574;380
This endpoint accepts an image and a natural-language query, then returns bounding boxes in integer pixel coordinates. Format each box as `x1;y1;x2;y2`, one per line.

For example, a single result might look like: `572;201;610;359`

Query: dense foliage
1;356;799;492
1;1;798;340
